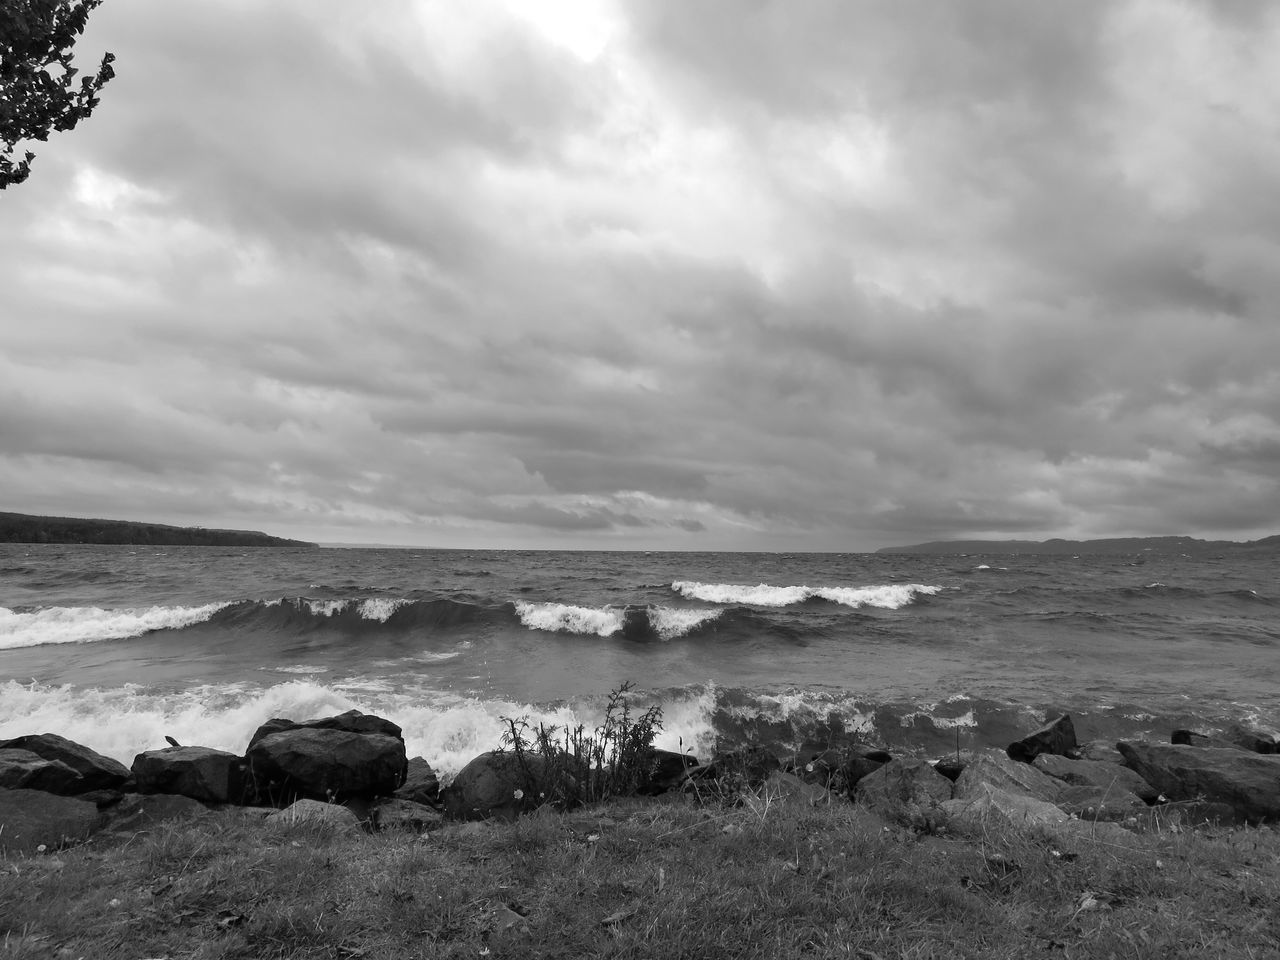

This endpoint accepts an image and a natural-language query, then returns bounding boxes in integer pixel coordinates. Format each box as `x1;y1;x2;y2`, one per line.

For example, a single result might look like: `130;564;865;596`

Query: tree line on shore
0;512;315;548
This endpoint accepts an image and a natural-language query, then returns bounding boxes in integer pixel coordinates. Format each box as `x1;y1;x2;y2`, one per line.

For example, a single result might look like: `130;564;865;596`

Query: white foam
899;708;977;730
263;664;330;674
670;581;940;609
356;598;408;622
305;599;349;617
671;582;809;606
0;679;724;780
720;690;877;739
514;601;625;637
0;602;233;650
648;606;723;640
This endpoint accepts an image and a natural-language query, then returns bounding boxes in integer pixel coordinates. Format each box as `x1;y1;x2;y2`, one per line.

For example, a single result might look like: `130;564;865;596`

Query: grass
2;792;1278;959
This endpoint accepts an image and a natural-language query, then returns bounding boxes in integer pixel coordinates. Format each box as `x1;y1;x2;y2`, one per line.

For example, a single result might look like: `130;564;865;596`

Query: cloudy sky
3;0;1279;550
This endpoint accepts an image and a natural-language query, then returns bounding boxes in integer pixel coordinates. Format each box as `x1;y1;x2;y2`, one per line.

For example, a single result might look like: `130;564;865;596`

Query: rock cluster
0;710;432;855
3;711;1278;856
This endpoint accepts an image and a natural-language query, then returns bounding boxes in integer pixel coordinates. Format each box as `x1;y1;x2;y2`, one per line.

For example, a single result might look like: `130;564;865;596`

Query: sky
3;0;1280;551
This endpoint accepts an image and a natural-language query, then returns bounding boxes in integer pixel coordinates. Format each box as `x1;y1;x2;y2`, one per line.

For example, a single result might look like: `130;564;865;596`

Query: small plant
500;681;663;810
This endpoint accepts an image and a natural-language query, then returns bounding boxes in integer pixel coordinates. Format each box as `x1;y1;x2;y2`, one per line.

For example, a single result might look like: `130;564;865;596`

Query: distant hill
0;511;316;548
876;535;1280;555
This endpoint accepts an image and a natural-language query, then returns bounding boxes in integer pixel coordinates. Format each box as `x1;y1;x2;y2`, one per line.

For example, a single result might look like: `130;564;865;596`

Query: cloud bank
2;0;1278;549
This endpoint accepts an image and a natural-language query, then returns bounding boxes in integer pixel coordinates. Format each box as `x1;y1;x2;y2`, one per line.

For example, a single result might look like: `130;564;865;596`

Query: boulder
247;710;403;751
1142;799;1247;829
953;752;1062;804
763;771;829;806
98;794;210;836
1172;729;1274;754
637;748;700;795
132;746;245;804
1032;754;1159;803
246;728;407;804
855;758;952;827
1224;723;1278;754
1117;741;1280;823
707;745;781;788
77;788;127;810
1076;740;1125;764
441;751;542;821
842;746;893;791
375;798;445;833
0;788;101;855
1007;714;1077;762
0;734;130;792
1054;784;1148;822
267;799;363;832
931;756;967;783
0;748;83;794
942;784;1068;833
393;756;440;805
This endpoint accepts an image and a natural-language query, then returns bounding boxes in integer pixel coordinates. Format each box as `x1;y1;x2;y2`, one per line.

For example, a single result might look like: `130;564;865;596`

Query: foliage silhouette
2;0;115;188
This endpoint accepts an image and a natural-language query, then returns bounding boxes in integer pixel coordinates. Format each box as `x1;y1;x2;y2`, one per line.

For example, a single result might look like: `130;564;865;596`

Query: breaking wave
0;602;233;650
670;581;941;608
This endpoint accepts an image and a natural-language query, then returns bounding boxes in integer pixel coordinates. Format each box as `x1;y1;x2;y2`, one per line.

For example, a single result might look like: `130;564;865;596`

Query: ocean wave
513;601;724;640
514;601;626;636
0;602;233;650
670;581;941;609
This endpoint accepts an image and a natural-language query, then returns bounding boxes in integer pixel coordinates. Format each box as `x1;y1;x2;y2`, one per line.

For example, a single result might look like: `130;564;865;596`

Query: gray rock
931;756;967;783
1173;728;1277;754
1055;784;1148;822
375;798;445;833
1032;753;1159;803
855;758;952;826
637;748;700;795
267;799;363;832
1076;740;1125;764
954;752;1062;804
841;746;893;791
132;746;245;804
763;771;829;806
0;748;83;794
246;728;407;804
441;751;543;821
707;745;781;788
0;788;102;855
1007;714;1077;762
393;756;440;805
0;734;130;792
1117;741;1280;823
98;793;210;836
942;784;1068;832
247;710;403;751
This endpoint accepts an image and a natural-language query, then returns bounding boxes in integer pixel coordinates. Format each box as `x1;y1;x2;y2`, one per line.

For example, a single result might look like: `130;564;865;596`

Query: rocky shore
3;707;1278;856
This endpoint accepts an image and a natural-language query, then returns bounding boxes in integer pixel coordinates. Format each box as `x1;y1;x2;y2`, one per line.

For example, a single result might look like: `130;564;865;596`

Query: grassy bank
3;793;1278;960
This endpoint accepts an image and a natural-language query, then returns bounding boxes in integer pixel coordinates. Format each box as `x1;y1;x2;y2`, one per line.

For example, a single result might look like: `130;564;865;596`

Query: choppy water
1;544;1277;776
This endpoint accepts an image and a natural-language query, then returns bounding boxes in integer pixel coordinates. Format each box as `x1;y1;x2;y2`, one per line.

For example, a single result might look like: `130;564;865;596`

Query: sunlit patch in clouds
1;0;1278;549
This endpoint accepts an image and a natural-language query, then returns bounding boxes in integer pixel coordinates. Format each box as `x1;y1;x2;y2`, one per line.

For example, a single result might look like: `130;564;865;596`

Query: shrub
501;681;663;810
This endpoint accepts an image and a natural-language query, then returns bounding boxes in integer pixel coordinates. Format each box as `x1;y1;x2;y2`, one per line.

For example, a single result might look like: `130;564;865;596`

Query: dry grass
2;794;1278;959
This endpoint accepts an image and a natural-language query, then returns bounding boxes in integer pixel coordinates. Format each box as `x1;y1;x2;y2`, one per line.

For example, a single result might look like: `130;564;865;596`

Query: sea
1;545;1277;778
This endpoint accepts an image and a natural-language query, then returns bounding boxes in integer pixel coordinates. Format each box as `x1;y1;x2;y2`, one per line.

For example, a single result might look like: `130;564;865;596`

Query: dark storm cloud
3;0;1279;547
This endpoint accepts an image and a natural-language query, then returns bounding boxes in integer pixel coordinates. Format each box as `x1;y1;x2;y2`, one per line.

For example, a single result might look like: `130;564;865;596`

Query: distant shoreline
877;534;1280;555
0;511;316;548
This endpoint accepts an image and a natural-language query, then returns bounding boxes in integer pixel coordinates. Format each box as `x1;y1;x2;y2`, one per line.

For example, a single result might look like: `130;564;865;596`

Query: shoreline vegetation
3;690;1279;958
0;512;316;548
